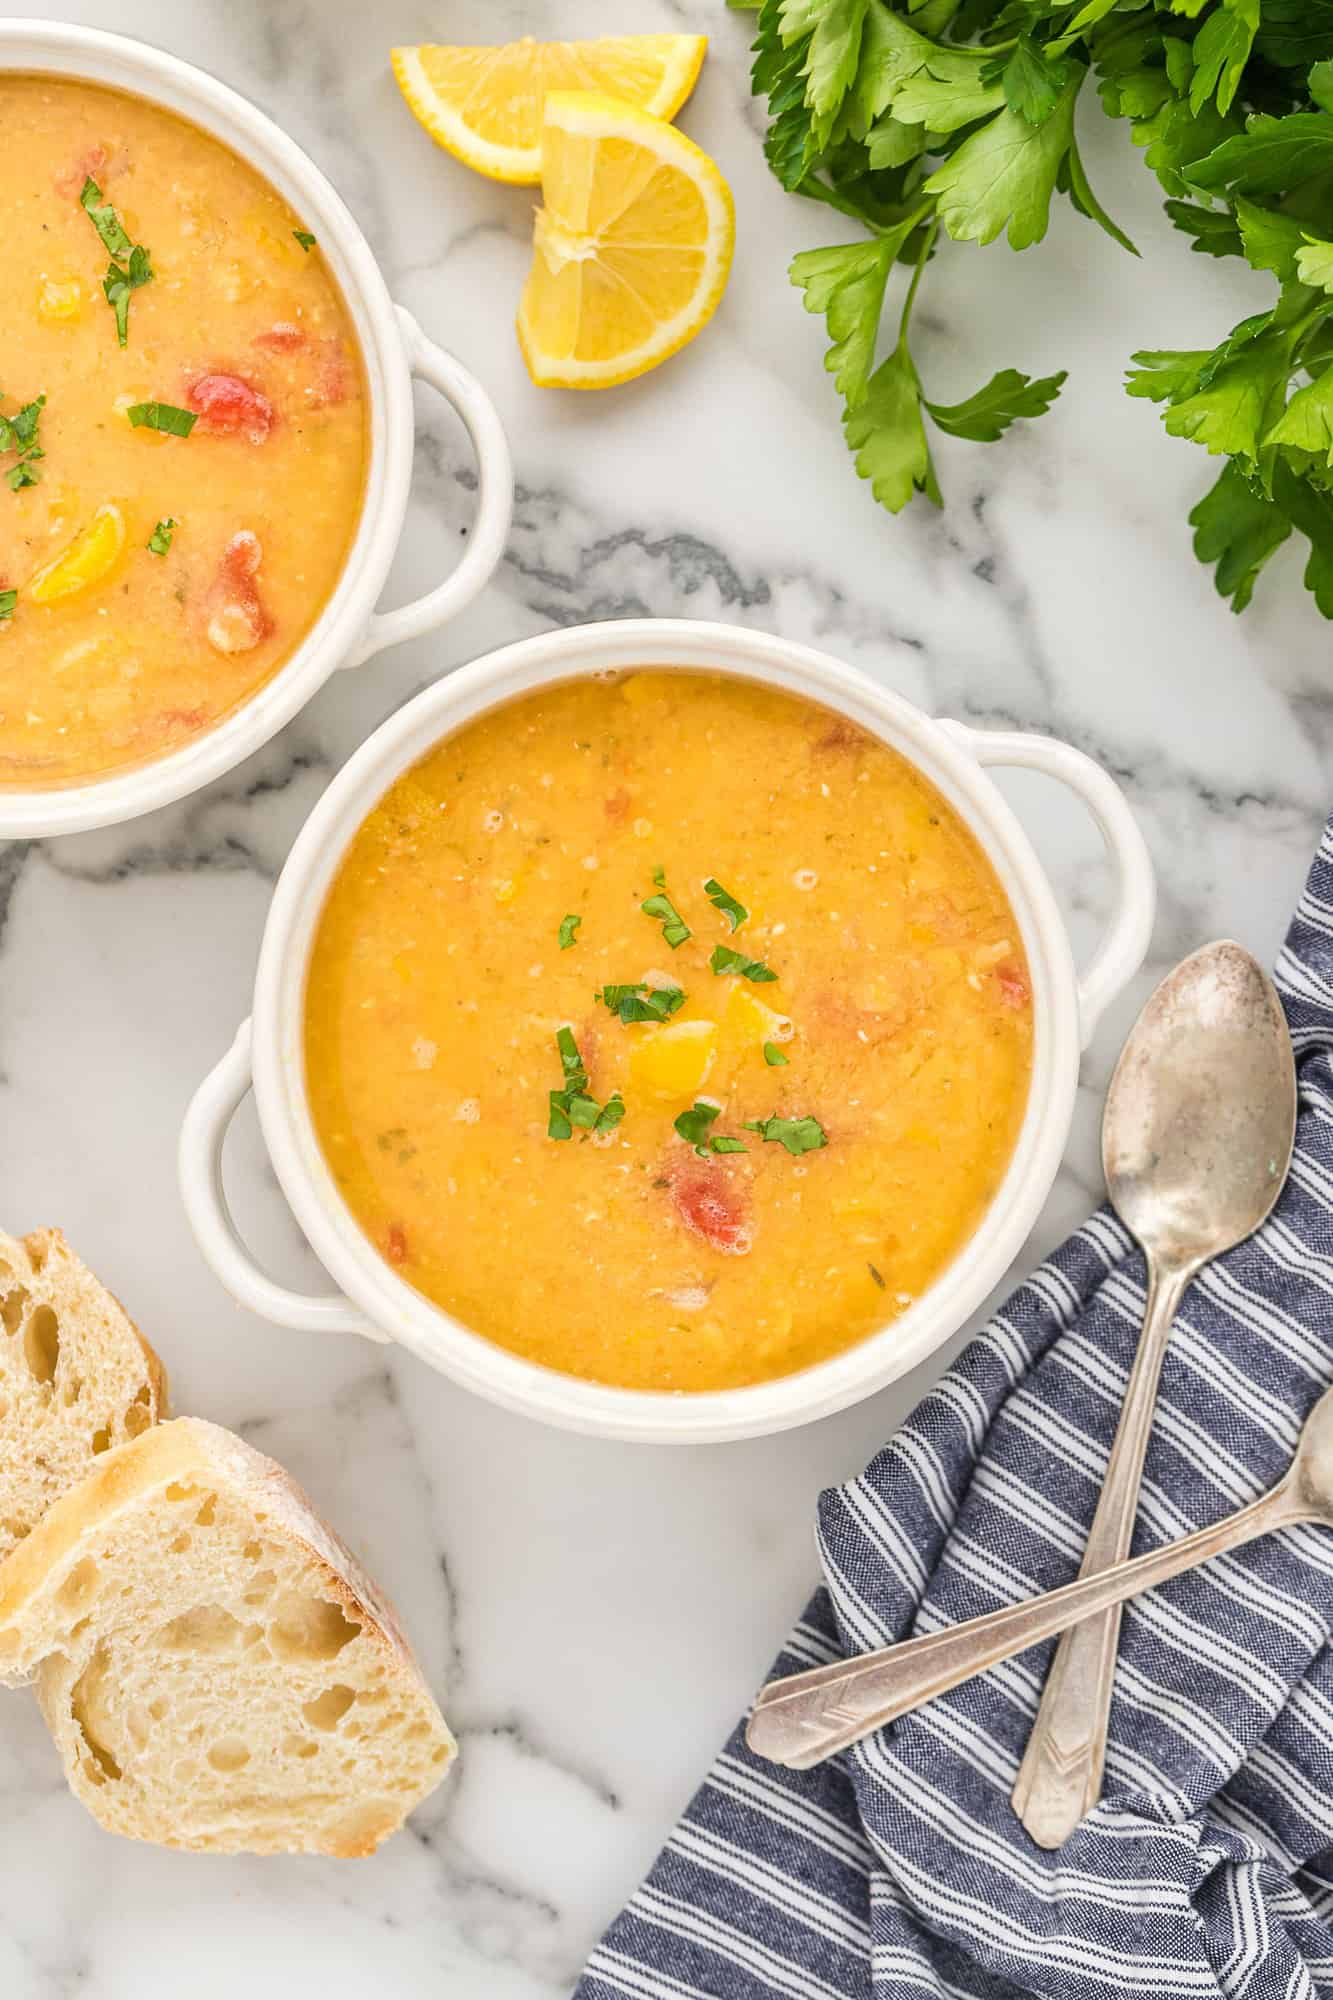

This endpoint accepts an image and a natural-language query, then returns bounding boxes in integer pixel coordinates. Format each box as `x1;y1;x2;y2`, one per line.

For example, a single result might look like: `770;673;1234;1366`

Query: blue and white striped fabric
575;821;1333;2000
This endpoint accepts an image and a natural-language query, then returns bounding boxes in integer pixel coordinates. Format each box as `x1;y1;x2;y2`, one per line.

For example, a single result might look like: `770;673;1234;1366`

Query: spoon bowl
1104;940;1296;1273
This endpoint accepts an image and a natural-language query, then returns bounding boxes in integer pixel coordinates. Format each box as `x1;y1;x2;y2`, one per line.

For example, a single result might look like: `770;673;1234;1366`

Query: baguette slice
0;1418;455;1855
0;1228;167;1560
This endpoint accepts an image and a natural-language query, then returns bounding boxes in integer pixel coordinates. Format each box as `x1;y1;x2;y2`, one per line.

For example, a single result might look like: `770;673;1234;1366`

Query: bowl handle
179;1020;387;1341
937;723;1155;1050
343;304;513;670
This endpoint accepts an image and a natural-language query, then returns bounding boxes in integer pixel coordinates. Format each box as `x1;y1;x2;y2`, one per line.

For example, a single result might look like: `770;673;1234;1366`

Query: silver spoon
747;941;1297;1783
1011;941;1295;1846
746;1376;1332;1772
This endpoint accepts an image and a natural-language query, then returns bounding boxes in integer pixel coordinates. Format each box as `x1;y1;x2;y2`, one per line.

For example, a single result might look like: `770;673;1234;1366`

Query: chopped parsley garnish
80;180;152;347
763;1041;789;1066
293;229;318;252
642;887;691;949
147;517;176;555
0;589;15;622
710;944;777;984
674;1101;719;1147
103;244;152;347
867;1262;886;1291
651;865;666;888
704;877;748;931
674;1101;749;1156
557;913;582;951
127;401;197;437
547;1026;623;1140
0;395;46;491
80;177;131;256
744;1114;828;1156
596;982;686;1025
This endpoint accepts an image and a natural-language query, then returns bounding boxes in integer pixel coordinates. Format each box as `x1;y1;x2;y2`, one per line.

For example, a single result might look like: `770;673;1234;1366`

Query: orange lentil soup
0;77;368;787
304;672;1034;1392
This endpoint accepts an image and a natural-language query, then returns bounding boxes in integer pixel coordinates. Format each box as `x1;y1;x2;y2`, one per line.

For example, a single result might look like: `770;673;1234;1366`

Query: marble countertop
2;1;1330;1993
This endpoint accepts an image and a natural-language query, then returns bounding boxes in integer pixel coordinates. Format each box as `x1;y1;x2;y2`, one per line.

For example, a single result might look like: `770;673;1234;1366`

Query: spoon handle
1011;1258;1191;1849
745;1480;1297;1773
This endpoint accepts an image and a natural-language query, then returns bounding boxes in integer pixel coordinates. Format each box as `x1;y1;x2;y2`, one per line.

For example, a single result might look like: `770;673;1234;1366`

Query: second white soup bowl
0;19;512;839
180;620;1155;1444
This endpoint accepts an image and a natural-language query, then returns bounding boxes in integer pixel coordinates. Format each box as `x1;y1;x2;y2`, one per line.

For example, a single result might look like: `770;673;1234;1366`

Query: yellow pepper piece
27;506;127;605
722;983;792;1058
629;1019;717;1100
36;278;81;322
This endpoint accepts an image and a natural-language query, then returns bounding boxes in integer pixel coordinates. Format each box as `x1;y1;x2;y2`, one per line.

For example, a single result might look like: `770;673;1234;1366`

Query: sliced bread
0;1417;454;1856
0;1228;167;1560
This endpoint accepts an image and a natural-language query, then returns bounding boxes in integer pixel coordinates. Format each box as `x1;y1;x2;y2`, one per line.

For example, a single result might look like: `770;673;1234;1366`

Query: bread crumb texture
0;1418;454;1856
0;1229;167;1561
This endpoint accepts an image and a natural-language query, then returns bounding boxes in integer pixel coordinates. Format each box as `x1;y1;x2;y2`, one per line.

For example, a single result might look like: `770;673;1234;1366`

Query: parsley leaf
926;368;1068;442
0;589;15;622
642;888;692;949
711;944;779;983
1188;4;1258;119
127;401;197;437
790;239;895;405
924;70;1081;250
557;913;582;950
1190;113;1333;199
989;32;1071;127
763;1040;789;1066
81;181;152;346
1297;239;1333;292
674;1101;749;1155
781;0;871;149
845;343;941;513
596;983;687;1024
547;1027;625;1141
703;877;749;931
744;1114;829;1155
0;394;46;492
79;177;132;257
293;229;317;251
674;1101;720;1147
147;518;176;555
1189;460;1293;612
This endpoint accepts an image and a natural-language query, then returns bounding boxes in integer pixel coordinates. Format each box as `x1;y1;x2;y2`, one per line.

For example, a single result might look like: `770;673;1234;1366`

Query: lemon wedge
27;505;126;605
517;92;735;390
391;34;707;185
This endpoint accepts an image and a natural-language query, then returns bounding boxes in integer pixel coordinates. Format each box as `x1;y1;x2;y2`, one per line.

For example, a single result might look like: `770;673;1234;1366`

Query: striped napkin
575;823;1333;2000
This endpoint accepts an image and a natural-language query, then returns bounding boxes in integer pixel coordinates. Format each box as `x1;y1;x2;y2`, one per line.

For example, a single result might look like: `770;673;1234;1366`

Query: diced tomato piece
54;144;108;198
187;372;276;444
996;962;1031;1010
203;532;272;656
311;338;351;408
253;322;306;353
386;1224;408;1265
669;1164;753;1256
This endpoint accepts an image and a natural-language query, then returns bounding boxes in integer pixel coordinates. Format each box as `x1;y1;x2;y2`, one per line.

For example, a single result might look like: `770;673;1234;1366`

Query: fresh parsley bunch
735;0;1333;621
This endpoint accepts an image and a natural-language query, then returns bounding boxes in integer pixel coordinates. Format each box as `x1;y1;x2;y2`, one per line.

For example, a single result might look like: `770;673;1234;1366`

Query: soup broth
0;76;368;787
304;671;1035;1392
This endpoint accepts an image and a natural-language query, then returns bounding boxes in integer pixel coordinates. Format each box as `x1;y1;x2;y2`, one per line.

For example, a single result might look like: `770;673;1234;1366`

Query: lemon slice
27;505;126;605
517;93;735;391
391;34;707;185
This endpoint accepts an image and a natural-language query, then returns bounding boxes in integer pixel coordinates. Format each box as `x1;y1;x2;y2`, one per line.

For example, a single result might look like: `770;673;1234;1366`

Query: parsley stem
899;220;939;345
